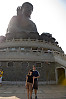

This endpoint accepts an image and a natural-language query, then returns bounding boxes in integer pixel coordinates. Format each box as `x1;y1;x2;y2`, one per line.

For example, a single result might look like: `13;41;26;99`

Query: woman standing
26;69;34;99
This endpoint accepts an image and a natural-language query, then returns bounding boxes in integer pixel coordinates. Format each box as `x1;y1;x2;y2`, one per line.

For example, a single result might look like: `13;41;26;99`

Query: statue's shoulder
29;19;36;27
9;15;18;25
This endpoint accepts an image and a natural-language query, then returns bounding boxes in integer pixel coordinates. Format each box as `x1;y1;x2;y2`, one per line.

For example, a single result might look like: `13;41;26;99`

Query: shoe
35;96;37;99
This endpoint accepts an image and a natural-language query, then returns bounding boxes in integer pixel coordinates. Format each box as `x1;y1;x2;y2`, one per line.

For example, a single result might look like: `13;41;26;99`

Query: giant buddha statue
6;2;39;40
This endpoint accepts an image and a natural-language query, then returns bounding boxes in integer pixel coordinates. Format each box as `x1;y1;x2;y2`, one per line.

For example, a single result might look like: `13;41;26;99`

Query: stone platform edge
2;81;56;85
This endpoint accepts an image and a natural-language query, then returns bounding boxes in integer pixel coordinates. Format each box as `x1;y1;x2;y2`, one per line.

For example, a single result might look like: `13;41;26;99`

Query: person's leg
34;89;37;99
34;89;37;96
27;82;29;99
29;83;33;99
27;89;29;99
30;90;32;99
34;81;38;99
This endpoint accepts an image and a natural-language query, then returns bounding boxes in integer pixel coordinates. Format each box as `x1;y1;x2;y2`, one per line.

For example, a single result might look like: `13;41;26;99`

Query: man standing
33;65;40;99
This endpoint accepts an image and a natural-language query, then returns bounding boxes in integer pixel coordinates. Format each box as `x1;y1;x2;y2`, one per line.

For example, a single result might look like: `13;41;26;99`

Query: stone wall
0;39;63;52
0;61;56;81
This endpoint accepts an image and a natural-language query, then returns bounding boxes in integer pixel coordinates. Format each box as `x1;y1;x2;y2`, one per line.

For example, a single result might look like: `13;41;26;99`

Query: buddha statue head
21;2;33;19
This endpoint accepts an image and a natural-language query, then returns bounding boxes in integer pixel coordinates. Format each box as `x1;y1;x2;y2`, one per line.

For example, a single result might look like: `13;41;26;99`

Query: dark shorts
33;80;38;90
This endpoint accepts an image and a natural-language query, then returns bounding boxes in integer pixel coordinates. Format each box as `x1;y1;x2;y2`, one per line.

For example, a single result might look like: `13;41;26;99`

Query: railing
2;81;56;85
1;38;58;46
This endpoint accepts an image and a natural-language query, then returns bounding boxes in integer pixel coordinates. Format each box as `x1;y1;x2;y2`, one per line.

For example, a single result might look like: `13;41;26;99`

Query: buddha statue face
21;2;33;18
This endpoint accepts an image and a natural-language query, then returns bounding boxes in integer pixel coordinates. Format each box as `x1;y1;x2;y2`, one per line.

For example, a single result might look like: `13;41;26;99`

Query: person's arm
33;76;40;79
25;75;28;88
32;76;34;88
26;75;28;83
1;71;3;75
33;77;34;85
